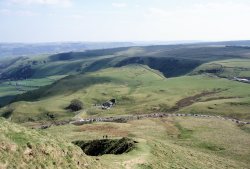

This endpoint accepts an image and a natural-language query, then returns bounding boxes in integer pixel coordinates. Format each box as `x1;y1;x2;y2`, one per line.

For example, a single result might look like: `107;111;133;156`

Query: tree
66;99;83;111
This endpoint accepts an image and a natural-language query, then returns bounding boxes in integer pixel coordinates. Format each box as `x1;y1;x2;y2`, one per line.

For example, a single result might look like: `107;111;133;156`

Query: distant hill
1;43;250;81
199;40;250;46
0;42;135;58
1;40;250;58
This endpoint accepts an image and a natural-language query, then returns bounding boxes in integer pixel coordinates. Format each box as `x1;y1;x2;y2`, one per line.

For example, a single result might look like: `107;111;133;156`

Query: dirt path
169;90;221;112
122;157;145;169
121;138;149;169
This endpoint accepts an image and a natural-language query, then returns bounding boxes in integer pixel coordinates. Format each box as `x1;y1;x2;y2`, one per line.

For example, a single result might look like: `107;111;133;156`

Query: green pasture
2;65;250;123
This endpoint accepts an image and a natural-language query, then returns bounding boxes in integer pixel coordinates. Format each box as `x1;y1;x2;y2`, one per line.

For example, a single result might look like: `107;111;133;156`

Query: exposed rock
101;99;116;109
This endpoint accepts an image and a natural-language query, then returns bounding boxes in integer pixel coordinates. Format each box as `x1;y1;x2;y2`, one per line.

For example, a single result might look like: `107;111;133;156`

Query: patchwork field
0;75;66;107
0;75;66;96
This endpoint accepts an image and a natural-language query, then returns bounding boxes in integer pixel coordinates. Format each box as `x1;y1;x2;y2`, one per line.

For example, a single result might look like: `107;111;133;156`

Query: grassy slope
1;45;250;81
2;65;250;123
0;75;66;107
0;118;106;169
0;75;66;97
192;59;250;78
0;45;249;111
46;117;250;169
1;44;250;169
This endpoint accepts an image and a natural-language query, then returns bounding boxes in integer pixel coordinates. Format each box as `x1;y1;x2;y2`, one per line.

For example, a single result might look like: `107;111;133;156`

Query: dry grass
46;116;250;169
75;123;129;137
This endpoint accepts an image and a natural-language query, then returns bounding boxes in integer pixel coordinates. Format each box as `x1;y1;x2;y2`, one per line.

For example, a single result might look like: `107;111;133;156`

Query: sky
0;0;250;42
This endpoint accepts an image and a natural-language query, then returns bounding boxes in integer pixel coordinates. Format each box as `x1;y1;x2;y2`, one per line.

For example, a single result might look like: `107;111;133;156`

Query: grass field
192;59;250;78
1;44;250;169
0;118;104;169
0;75;66;107
1;65;250;123
1;115;249;169
45;116;250;169
0;75;66;97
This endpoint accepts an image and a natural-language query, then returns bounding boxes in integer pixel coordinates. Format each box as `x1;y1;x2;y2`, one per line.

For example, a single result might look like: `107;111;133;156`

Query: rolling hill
1;65;250;124
0;41;250;169
1;42;250;123
1;44;250;81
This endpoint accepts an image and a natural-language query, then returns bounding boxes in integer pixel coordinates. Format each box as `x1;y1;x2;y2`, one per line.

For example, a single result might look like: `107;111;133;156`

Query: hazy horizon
1;0;250;42
0;40;204;44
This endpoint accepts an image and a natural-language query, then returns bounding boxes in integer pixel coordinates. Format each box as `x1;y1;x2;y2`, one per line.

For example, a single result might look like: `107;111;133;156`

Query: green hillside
192;59;250;78
1;65;250;124
0;43;250;169
45;116;250;169
1;45;250;81
0;75;66;107
1;115;249;169
0;118;105;169
1;44;250;112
